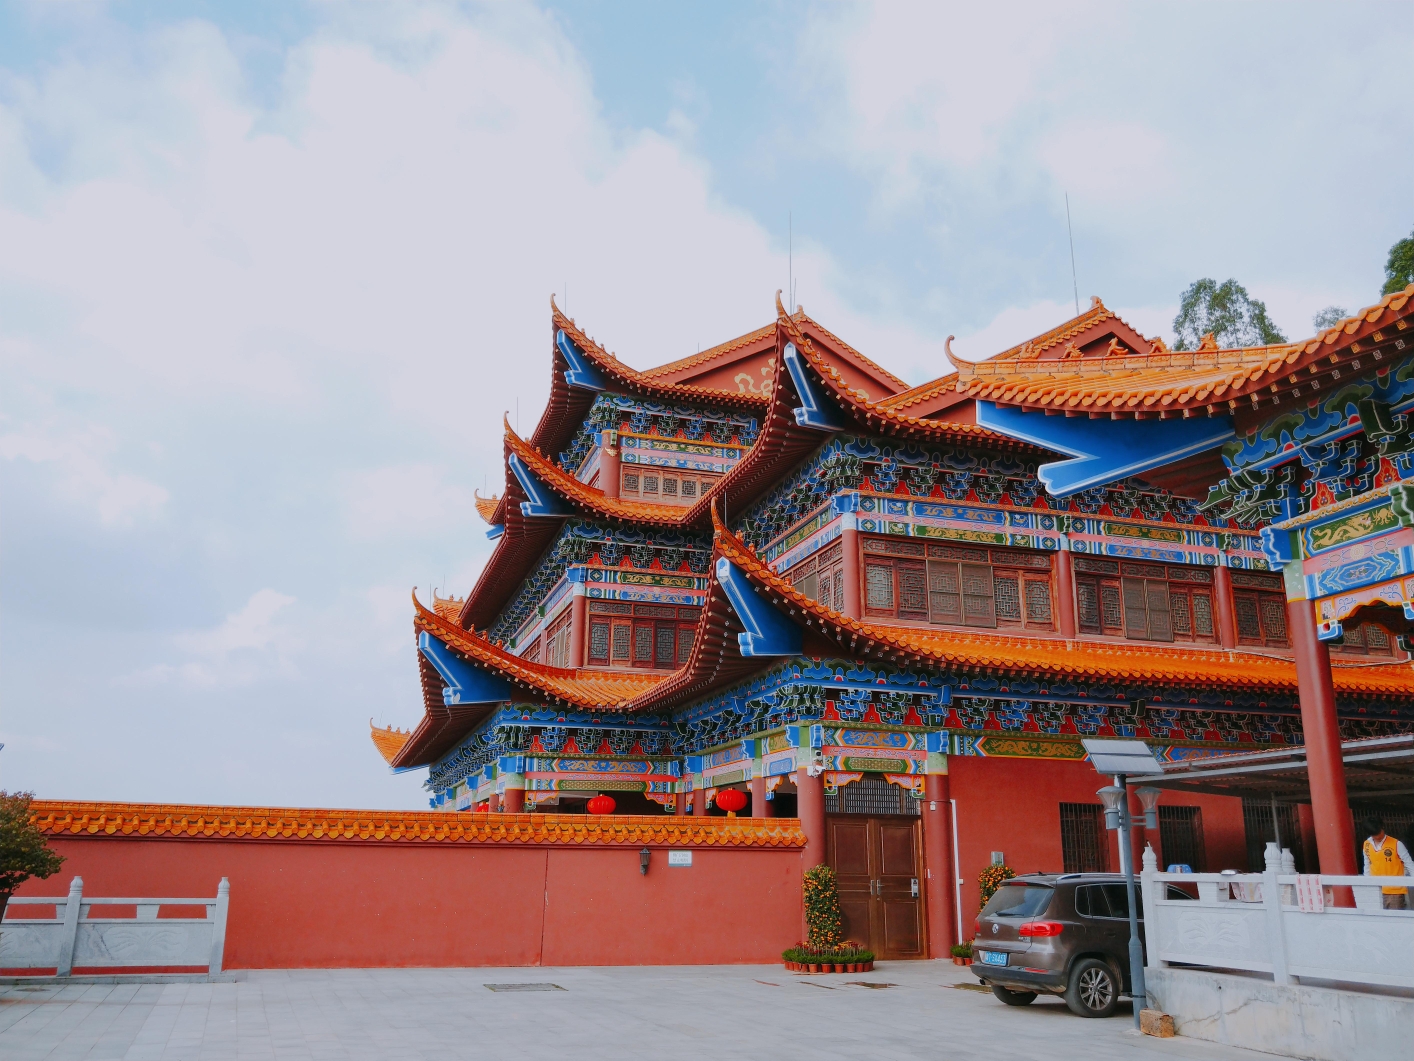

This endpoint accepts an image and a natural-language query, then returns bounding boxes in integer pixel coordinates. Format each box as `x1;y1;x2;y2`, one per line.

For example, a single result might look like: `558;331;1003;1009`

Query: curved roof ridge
370;720;412;765
794;308;910;392
551;296;769;407
503;417;694;527
878;371;961;412
638;320;780;379
709;507;1414;696
778;314;1027;448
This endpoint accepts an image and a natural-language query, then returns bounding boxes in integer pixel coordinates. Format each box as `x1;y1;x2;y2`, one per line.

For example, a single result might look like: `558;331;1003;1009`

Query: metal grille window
824;776;919;816
1060;803;1110;873
1158;806;1206;872
1243;799;1303;871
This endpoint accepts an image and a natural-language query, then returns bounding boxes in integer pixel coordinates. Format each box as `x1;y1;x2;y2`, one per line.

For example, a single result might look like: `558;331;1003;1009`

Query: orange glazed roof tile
414;592;669;709
369;722;411;764
878;372;961;412
710;508;1414;697
29;801;806;847
777;302;1027;449
474;492;500;524
552;298;770;408
637;320;779;380
503;419;696;526
948;287;1414;417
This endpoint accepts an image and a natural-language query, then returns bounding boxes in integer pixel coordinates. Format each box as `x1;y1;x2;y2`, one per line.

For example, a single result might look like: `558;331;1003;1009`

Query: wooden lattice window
1332;622;1394;656
543;608;573;669
786;542;844;612
1076;558;1215;643
1233;590;1289;647
1060;803;1110;873
864;537;1052;630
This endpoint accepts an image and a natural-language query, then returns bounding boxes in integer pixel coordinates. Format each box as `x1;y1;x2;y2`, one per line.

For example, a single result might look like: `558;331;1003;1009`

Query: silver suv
971;873;1194;1017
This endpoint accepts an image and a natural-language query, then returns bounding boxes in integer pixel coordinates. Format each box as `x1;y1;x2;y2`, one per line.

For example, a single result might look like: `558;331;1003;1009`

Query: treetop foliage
1173;278;1287;352
0;791;65;914
1385;228;1414;296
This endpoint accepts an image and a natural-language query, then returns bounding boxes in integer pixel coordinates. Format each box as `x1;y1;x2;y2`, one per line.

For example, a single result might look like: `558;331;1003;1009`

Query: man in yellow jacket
1362;816;1414;909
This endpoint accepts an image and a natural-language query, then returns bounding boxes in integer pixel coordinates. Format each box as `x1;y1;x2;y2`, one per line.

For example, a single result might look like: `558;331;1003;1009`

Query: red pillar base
923;774;956;958
501;788;525;815
1288;598;1357;881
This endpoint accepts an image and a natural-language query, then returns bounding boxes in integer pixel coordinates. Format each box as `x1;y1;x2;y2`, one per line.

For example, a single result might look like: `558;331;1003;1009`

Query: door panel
826;814;925;959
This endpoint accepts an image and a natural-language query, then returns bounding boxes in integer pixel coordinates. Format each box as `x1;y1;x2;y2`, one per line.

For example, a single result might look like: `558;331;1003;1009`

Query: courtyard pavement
0;960;1280;1061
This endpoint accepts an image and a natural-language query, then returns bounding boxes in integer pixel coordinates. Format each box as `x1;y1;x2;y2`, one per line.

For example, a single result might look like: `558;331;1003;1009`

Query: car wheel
991;984;1037;1006
1064;958;1118;1018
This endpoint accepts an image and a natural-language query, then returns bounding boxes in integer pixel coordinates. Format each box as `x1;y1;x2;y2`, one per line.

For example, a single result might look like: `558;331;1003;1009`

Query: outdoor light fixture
1082;739;1162;1031
1096;785;1125;831
1136;786;1162;830
639;848;651;876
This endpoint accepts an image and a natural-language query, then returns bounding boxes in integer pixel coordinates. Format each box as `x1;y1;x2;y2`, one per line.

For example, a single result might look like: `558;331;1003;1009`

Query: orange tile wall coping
29;801;806;849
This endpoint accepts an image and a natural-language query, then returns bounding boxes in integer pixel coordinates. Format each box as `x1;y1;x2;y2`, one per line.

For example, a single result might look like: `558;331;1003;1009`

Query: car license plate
978;950;1008;967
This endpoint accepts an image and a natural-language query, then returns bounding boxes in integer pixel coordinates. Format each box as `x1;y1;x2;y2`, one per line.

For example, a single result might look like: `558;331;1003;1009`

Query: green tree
1172;278;1287;351
1313;306;1348;331
1384;228;1414;295
0;791;65;921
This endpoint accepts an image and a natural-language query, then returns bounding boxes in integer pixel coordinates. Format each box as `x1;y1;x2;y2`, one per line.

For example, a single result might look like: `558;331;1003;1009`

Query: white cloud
343;464;478;542
0;425;169;526
119;588;296;689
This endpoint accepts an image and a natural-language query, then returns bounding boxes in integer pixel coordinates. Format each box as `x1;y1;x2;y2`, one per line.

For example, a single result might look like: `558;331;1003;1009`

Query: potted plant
950;942;973;966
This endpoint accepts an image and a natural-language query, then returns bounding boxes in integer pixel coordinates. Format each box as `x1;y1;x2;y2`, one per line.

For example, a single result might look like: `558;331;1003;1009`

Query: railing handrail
1148;870;1414;886
4;895;221;909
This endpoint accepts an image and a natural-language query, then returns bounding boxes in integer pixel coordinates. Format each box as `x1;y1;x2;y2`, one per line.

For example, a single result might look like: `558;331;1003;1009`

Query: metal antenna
1065;193;1079;316
789;211;793;313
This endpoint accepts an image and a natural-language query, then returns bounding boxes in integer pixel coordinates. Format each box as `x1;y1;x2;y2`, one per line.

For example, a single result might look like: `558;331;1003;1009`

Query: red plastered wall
948;756;1245;926
11;837;803;969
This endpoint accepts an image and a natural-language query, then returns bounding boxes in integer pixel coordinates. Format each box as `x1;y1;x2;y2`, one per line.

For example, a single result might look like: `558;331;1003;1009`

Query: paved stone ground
0;961;1282;1061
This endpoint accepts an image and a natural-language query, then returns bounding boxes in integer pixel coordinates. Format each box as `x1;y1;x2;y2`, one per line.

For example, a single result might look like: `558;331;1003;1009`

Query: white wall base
1146;967;1414;1061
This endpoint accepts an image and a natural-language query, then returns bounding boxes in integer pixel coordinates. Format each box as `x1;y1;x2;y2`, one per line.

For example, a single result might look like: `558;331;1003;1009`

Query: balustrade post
1263;842;1291;985
1140;845;1164;970
56;876;83;977
209;878;230;975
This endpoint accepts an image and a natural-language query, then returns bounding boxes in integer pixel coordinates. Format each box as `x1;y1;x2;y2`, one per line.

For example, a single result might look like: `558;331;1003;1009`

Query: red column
489;791;502;813
692;787;707;816
841;524;862;619
1296;803;1318;873
923;773;956;957
1214;564;1238;649
502;788;525;814
567;592;587;669
1054;547;1077;639
1288;599;1356;877
751;774;774;818
798;772;826;870
674;790;686;816
599;431;621;498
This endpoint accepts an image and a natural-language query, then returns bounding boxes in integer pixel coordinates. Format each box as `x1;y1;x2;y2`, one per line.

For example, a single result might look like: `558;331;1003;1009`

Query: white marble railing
1141;845;1414;991
0;876;229;976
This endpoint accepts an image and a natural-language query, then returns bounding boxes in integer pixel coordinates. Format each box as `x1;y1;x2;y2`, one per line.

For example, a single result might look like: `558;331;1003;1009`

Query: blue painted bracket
557;330;607;391
485;524;504;540
783;342;845;431
715;557;803;656
509;452;572;517
974;402;1235;497
418;631;513;706
830;492;861;515
498;755;526;775
1259;527;1296;571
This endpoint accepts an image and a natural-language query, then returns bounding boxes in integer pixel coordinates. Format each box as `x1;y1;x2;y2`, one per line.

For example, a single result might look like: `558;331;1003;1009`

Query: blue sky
2;1;1410;809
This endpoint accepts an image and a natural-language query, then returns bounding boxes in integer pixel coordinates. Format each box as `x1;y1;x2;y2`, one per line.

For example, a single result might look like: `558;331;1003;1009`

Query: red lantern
587;794;616;815
716;788;748;816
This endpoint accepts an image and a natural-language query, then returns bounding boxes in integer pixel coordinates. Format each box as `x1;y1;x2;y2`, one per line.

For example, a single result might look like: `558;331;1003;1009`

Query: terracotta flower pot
952;956;964;966
810;963;821;973
846;963;857;972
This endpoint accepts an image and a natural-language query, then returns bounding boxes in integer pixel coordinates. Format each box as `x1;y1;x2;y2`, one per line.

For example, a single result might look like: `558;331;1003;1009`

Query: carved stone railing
1141;844;1414;991
0;876;229;977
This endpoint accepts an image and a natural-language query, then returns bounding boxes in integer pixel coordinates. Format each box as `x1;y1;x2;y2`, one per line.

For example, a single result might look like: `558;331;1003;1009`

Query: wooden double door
827;815;926;959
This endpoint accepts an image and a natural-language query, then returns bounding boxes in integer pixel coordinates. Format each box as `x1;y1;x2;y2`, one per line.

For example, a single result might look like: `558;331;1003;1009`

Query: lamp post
1083;740;1162;1030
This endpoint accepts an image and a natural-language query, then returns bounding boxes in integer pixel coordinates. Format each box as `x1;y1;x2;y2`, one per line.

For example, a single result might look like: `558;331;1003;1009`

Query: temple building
372;287;1414;960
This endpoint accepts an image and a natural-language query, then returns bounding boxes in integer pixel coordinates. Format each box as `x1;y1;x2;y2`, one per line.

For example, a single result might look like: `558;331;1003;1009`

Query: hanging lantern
716;788;748;816
587;794;617;815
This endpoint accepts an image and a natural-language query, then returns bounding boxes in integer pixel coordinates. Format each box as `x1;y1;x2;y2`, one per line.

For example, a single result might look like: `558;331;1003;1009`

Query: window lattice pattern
993;575;1021;620
1025;580;1052;623
1060;803;1110;873
824;776;919;816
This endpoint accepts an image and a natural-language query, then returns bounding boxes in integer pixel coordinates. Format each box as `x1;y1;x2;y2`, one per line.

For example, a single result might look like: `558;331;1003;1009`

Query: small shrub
782;941;875;964
802;864;844;948
0;791;65;922
950;942;973;959
978;862;1016;906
